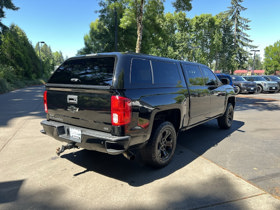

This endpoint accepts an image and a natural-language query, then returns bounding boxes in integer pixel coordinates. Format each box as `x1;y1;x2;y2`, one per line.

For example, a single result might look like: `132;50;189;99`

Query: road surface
0;86;279;209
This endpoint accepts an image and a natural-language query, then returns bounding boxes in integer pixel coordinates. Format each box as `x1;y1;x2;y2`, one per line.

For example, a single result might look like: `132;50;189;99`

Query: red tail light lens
44;91;48;113
111;96;131;126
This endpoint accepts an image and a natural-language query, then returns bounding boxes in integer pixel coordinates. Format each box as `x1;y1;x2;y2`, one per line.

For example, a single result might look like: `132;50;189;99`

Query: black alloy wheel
157;128;174;162
217;103;234;129
141;122;177;168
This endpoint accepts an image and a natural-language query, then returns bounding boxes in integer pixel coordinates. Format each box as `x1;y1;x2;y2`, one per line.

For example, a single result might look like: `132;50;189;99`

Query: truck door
200;67;225;117
182;64;211;125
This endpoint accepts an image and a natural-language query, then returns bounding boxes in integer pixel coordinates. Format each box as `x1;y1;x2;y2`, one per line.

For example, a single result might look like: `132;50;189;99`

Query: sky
3;0;280;59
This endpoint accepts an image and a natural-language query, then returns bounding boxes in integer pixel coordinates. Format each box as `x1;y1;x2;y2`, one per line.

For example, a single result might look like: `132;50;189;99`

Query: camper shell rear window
48;57;115;86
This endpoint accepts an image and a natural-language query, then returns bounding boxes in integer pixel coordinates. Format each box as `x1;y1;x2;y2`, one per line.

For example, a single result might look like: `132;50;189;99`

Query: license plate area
69;127;82;142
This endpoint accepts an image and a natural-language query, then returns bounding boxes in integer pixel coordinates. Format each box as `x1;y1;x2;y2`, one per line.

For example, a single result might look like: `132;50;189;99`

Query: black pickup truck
41;52;235;168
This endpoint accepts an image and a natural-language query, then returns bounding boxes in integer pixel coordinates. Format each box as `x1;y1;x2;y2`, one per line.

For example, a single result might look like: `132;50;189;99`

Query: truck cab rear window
130;59;180;87
130;59;152;85
152;60;180;85
48;57;115;86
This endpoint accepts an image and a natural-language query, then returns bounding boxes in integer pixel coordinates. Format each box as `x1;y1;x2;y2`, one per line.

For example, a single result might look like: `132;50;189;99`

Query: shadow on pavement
178;120;245;156
61;120;244;187
3;176;275;209
235;97;280;111
0;86;45;127
159;176;252;210
0;180;25;204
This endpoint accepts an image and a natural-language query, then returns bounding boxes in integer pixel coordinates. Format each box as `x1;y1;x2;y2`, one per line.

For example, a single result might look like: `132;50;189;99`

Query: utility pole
251;49;260;75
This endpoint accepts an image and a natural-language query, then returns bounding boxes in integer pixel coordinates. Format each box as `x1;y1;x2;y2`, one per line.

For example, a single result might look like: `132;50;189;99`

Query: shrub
0;64;17;83
0;78;11;93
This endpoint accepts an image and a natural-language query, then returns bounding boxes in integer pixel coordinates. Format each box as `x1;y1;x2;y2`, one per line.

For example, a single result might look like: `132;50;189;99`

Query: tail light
111;96;131;126
44;91;48;113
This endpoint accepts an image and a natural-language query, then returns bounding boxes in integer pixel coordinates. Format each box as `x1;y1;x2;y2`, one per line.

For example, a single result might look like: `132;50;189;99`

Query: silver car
243;76;279;93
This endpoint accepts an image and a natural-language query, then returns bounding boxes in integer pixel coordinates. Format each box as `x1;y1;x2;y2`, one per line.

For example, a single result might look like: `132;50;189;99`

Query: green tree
190;14;217;65
0;24;41;79
79;0;192;54
172;0;192;12
53;51;64;67
226;0;255;69
120;0;192;53
214;12;235;73
152;11;191;60
79;0;254;73
264;41;280;75
0;0;19;34
35;43;54;76
78;0;136;54
246;53;263;71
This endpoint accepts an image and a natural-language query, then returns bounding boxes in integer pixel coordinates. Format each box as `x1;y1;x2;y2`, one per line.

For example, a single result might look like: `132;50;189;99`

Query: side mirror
220;78;230;85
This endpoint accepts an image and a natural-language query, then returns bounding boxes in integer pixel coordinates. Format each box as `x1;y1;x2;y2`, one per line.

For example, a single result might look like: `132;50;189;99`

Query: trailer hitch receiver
56;143;78;156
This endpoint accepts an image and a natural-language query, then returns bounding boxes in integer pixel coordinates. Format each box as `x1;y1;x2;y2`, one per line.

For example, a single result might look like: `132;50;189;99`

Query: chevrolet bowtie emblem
67;105;79;113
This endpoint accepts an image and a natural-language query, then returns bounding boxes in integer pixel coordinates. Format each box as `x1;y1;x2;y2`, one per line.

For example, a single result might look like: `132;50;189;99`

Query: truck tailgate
46;86;112;133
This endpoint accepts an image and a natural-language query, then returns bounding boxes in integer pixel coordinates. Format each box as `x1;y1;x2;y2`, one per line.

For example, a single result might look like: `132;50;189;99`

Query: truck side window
182;64;204;86
200;67;218;86
152;60;180;85
131;59;152;84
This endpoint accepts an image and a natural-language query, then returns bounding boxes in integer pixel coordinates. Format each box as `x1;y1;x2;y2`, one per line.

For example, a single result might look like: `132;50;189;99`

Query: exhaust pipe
123;150;135;161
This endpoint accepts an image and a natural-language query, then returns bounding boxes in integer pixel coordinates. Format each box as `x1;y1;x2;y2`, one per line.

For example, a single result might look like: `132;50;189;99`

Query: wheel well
257;84;263;92
153;109;181;132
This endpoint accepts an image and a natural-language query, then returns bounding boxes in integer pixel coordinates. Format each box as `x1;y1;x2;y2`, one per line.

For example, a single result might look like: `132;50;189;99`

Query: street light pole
251;49;260;75
38;41;45;78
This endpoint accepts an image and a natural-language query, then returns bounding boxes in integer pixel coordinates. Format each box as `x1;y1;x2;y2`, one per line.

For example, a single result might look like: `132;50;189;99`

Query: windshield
231;76;246;81
268;76;280;81
253;77;266;81
48;57;115;86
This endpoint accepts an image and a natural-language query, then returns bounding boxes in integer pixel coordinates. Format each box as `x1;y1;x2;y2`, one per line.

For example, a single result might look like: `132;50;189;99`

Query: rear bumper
40;120;130;155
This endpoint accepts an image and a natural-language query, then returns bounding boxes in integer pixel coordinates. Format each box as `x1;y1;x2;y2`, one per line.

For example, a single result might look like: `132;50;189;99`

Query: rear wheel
217;103;234;129
140;122;177;168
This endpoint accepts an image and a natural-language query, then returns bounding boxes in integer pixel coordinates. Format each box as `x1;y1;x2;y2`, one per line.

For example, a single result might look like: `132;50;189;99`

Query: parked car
262;75;280;92
216;73;238;94
231;75;257;94
243;76;279;93
41;52;235;168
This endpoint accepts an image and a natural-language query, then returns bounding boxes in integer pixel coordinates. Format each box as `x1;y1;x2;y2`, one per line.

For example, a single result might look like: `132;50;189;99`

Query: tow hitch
56;143;79;156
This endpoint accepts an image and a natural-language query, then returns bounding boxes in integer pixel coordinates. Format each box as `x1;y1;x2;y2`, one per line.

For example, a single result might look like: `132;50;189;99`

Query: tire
140;122;177;168
217;103;234;129
235;86;240;94
256;85;263;94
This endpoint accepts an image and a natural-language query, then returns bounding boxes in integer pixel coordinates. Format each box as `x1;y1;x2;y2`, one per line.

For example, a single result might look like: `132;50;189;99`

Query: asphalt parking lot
0;86;280;209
